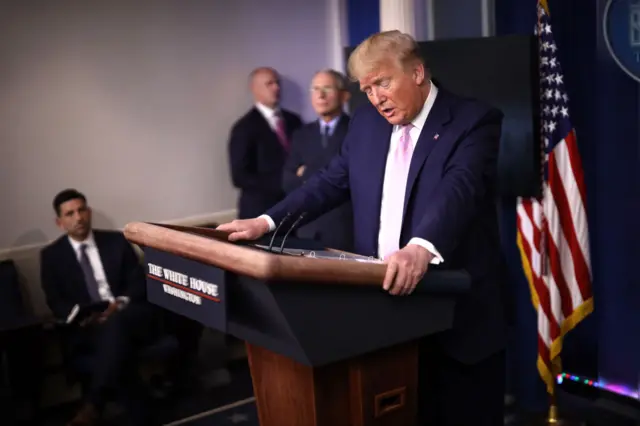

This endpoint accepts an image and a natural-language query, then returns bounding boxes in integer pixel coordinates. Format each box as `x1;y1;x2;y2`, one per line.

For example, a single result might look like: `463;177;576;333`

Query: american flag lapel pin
433;133;439;140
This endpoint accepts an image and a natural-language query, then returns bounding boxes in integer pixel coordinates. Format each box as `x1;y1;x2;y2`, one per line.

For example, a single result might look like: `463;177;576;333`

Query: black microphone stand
267;212;292;252
278;213;307;253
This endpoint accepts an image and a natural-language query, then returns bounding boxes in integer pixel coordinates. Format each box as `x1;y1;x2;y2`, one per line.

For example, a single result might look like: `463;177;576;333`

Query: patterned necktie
379;124;415;260
274;114;289;151
79;244;101;301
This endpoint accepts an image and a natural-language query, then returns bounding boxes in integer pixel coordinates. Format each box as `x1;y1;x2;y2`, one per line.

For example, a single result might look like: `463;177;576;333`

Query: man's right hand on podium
216;217;270;242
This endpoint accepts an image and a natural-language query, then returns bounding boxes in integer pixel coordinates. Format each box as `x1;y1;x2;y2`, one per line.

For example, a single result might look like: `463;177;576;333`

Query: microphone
278;212;307;253
267;212;292;252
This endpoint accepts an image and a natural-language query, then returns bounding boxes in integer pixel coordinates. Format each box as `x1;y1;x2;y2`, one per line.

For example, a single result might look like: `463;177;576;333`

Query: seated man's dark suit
228;106;302;219
282;114;354;251
40;229;162;414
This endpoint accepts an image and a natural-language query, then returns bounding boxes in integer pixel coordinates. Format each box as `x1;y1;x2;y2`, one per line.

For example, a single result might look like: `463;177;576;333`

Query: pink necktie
274;114;289;151
395;124;414;168
379;124;414;260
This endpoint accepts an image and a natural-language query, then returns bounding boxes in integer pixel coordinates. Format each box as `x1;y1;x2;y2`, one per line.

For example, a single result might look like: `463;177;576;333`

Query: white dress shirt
260;81;444;264
255;102;281;131
68;232;130;304
378;81;443;264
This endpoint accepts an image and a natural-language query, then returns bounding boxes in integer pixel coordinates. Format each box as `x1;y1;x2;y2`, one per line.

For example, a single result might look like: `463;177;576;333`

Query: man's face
56;198;92;240
310;72;348;118
358;59;426;125
251;69;280;108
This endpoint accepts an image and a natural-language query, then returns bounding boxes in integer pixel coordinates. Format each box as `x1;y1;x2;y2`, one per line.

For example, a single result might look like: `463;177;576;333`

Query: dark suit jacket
228;107;302;219
40;230;146;320
282;115;354;251
265;88;506;364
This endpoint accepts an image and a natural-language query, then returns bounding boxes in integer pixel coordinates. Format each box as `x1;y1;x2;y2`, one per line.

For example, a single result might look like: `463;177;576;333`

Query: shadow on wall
91;209;116;230
12;229;49;248
280;75;305;116
10;209;117;249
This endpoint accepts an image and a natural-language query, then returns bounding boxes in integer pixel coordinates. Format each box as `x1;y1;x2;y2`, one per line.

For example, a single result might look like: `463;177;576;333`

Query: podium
124;222;470;426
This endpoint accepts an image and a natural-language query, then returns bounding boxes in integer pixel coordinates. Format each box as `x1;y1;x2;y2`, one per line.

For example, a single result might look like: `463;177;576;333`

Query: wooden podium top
124;222;388;286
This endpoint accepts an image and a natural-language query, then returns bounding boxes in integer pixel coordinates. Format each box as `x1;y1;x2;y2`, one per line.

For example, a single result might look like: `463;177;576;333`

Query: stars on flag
536;4;572;155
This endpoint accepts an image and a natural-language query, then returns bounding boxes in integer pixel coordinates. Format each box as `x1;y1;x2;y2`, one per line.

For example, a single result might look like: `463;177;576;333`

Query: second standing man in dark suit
228;67;303;219
282;69;354;251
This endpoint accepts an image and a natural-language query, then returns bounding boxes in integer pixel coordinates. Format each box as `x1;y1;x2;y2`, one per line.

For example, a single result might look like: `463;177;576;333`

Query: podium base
544;406;582;426
246;341;419;426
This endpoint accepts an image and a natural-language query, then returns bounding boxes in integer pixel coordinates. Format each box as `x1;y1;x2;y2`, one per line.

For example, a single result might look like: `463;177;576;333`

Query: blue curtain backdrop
346;0;379;47
593;0;640;394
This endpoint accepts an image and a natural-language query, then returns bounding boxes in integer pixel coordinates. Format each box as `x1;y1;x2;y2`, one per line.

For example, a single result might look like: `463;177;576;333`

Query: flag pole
534;1;592;423
547;364;560;424
546;363;580;424
536;2;559;423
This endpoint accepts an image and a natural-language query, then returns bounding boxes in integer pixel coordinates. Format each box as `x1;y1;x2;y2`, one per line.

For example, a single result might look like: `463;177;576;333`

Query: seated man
40;189;161;426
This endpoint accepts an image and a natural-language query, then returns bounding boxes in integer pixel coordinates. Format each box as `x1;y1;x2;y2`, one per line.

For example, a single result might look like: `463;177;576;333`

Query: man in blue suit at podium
218;30;506;426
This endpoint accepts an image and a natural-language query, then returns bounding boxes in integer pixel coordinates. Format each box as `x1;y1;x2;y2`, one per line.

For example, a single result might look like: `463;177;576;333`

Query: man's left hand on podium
382;245;434;296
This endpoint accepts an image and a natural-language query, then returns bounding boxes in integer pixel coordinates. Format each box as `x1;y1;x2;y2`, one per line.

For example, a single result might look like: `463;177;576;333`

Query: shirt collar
68;231;96;254
319;114;341;135
255;102;280;119
395;80;438;133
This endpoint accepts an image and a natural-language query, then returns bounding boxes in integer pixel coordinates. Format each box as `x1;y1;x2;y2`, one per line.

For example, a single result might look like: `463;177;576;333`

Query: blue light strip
557;372;639;400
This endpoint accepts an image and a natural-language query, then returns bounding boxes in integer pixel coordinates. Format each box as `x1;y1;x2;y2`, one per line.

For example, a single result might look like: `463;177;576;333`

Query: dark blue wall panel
497;0;640;410
594;0;640;395
346;0;379;47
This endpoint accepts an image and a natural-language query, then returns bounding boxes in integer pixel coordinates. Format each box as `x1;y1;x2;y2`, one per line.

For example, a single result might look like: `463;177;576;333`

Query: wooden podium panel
124;222;470;426
247;341;418;426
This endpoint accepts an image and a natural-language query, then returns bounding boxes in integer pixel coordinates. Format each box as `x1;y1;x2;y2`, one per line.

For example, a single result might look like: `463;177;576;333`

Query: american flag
515;0;593;395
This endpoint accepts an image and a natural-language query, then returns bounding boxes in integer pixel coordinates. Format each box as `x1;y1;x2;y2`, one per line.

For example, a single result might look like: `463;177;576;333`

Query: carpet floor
27;349;631;426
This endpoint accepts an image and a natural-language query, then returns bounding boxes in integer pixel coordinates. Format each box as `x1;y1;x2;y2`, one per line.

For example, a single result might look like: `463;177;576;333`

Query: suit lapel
283;112;298;138
252;108;275;136
61;239;83;280
371;117;394;242
309;121;324;154
403;93;452;216
59;239;90;298
327;115;350;154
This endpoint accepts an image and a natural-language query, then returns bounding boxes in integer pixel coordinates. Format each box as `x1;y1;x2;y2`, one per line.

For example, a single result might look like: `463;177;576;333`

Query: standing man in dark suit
228;67;303;219
218;31;506;425
40;189;161;426
282;69;354;251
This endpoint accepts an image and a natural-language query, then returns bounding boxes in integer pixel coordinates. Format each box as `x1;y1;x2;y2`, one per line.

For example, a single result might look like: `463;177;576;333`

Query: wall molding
327;0;348;73
156;208;237;228
0;209;237;317
0;209;237;259
480;0;495;37
425;0;436;40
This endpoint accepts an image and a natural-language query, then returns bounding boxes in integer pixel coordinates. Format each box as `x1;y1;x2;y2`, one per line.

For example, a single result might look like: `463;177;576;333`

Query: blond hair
347;30;424;81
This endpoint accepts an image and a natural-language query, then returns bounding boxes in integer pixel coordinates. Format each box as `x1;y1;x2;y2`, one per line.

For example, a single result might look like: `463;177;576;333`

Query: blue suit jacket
266;88;507;363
